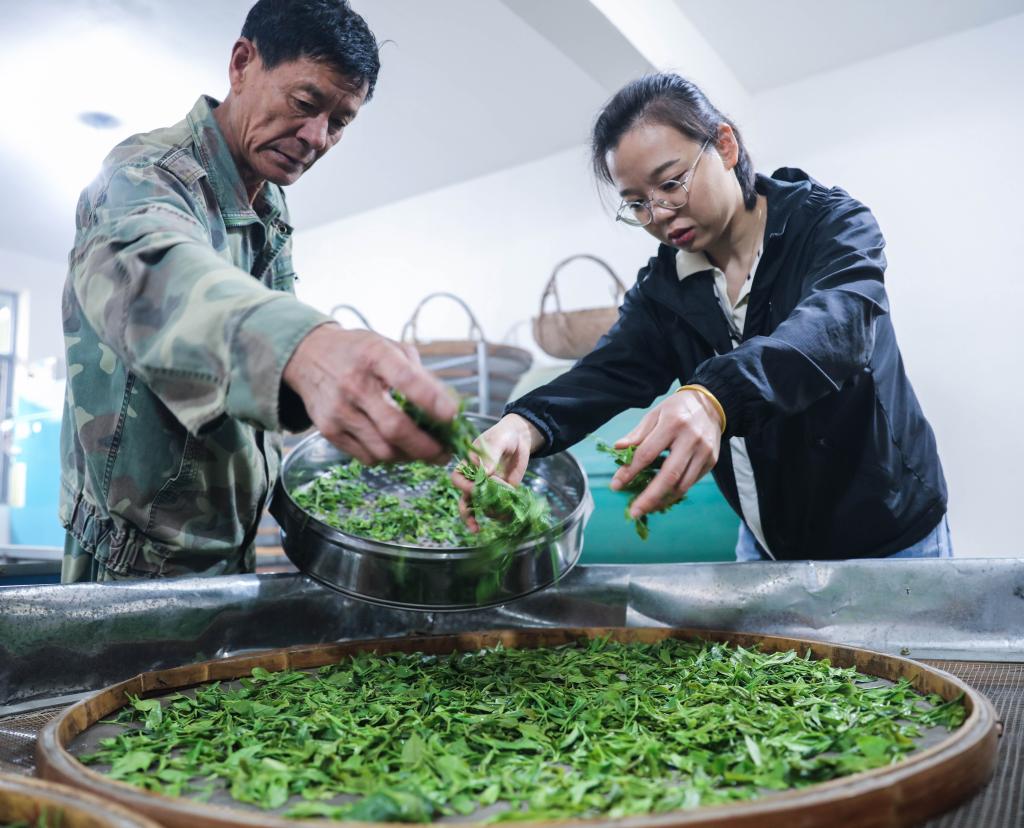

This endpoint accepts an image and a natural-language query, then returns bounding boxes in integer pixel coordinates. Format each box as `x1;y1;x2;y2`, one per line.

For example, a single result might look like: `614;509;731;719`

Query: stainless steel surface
4;559;1024;711
270;415;592;609
0;566;625;712
624;559;1024;661
0;561;61;582
0;545;62;562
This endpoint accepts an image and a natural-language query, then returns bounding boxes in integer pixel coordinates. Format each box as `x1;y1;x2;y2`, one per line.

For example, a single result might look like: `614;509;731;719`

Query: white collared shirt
676;248;774;558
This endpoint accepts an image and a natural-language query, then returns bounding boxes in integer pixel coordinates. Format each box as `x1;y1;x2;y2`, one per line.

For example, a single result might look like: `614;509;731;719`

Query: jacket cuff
278;380;313;433
225;297;332;430
504;404;555;456
688;362;748;439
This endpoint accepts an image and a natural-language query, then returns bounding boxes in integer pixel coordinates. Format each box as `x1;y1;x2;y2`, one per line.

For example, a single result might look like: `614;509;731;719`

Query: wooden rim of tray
37;627;999;828
0;770;163;827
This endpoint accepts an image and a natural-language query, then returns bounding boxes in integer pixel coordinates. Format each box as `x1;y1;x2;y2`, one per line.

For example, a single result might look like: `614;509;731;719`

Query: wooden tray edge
36;628;1000;828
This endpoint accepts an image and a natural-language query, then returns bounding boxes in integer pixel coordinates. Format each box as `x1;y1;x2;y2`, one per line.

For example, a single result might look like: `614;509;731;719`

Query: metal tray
270;415;592;610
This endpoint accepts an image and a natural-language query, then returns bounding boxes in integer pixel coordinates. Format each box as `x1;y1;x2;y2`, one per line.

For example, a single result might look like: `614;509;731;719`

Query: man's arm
72;164;331;435
72;164;457;461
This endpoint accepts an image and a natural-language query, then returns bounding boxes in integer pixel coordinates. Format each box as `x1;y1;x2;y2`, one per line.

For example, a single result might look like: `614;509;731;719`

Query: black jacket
508;168;947;560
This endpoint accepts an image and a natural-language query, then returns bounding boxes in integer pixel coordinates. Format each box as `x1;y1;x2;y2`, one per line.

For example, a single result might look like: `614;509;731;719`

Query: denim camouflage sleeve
68;163;330;435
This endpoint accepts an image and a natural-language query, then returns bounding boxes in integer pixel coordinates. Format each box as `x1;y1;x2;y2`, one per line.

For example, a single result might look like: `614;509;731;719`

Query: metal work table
2;559;1022;826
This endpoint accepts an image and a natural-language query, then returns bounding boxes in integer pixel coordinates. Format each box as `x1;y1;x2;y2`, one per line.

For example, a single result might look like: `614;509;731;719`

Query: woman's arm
690;190;890;437
506;261;681;456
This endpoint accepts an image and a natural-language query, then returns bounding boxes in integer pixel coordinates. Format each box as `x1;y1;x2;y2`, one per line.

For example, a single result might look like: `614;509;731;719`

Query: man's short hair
241;0;380;100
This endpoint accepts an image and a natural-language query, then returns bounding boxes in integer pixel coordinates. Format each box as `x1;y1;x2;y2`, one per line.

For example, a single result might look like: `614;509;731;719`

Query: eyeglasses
615;138;712;227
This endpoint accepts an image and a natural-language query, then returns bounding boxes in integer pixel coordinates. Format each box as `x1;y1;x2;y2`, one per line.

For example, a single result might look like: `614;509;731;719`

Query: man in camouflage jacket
60;0;454;582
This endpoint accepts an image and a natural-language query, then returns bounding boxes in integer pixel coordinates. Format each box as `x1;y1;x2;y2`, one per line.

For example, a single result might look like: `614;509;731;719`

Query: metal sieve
270;415;592;610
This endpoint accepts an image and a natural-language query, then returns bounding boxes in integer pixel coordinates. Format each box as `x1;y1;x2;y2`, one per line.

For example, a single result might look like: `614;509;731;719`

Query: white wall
292;145;658;366
295;13;1024;558
0;249;65;365
753;14;1024;557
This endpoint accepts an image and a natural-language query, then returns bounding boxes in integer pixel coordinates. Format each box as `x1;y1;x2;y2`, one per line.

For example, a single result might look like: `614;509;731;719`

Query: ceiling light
77;111;121;130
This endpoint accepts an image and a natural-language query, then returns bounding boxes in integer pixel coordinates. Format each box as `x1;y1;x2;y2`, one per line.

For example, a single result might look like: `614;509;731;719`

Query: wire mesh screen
0;705;64;775
921;661;1024;828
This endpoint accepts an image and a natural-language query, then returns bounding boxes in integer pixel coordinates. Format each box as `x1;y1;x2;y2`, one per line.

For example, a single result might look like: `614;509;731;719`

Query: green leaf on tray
79;637;966;823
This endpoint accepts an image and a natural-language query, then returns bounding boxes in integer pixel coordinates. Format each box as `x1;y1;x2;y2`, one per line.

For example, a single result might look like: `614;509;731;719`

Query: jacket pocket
144;432;199;541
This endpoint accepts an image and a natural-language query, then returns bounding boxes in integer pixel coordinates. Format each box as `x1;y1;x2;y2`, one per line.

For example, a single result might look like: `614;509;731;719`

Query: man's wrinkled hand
283;324;458;464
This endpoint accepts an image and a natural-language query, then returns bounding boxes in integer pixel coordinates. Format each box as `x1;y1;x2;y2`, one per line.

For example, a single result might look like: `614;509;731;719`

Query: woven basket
329;303;375;330
401;292;532;417
532;255;626;360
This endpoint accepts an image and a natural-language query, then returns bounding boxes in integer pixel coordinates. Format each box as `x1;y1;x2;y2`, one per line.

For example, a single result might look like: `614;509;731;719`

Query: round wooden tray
36;628;999;828
0;771;161;827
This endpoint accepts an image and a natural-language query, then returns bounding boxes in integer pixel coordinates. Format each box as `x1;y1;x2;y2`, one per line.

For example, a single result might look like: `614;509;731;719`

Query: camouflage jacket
60;95;331;582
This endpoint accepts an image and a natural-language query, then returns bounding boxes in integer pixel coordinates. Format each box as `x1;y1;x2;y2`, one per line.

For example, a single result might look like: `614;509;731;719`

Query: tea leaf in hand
596;441;679;540
455;461;552;548
391;390;480;461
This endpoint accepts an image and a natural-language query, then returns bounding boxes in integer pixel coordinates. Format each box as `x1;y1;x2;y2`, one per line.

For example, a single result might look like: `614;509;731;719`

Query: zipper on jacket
239;429;271;563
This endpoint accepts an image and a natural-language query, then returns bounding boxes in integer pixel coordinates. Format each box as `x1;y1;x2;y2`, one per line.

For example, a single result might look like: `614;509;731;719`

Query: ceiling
0;0;646;263
674;0;1023;93
1;0;1020;263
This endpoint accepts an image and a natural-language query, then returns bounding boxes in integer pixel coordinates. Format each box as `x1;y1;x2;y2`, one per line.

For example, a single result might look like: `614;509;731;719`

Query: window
0;291;18;504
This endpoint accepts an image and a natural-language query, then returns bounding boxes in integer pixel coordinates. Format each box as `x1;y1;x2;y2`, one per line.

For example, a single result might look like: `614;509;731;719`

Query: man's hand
283;324;458;464
610;389;723;518
451;413;544;532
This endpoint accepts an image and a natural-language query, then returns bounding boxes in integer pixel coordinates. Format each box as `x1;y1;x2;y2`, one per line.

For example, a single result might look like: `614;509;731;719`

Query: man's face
228;42;369;187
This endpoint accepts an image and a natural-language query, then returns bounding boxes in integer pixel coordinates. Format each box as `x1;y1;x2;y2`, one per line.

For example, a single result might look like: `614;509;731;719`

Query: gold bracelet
677;384;727;434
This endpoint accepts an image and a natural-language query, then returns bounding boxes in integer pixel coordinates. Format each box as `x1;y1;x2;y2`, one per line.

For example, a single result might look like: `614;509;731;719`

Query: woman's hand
611;388;723;518
452;413;545;531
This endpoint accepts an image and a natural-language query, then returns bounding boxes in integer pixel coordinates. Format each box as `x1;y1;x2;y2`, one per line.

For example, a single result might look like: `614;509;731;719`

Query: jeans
734;515;953;561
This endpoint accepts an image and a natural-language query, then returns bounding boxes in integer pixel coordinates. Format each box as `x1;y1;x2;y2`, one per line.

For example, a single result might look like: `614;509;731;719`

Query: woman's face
607;122;740;252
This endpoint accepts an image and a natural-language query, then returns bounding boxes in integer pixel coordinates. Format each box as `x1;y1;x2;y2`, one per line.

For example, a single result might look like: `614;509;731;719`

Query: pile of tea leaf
292;459;471;546
291;458;551;549
79;637;965;823
291;396;552;549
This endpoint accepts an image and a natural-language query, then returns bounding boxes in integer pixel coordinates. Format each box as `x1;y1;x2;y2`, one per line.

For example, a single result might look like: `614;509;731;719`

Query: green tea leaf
109;750;157;778
81;639;965;822
596;441;679;540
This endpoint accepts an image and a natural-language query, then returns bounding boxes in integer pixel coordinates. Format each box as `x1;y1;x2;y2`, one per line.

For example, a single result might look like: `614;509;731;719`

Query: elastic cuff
226;297;332;430
688;368;748;439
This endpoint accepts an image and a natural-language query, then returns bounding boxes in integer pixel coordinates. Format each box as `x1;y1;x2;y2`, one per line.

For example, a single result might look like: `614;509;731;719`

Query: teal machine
572;402;738;565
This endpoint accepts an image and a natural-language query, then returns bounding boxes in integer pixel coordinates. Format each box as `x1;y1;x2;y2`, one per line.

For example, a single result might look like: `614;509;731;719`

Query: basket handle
540;255;627;316
401;292;486;344
329;304;374;331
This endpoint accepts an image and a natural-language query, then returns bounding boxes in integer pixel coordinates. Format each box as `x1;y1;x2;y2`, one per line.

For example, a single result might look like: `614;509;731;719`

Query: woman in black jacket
458;74;950;561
